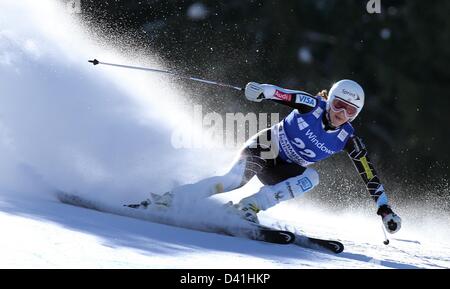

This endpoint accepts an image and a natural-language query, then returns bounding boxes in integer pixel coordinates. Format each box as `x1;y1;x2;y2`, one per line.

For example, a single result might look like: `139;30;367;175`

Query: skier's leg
170;157;251;200
237;168;319;222
171;127;276;198
138;128;276;210
128;159;252;209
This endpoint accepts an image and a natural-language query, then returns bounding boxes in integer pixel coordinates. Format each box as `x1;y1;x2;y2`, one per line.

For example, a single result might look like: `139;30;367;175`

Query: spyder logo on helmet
342;89;360;100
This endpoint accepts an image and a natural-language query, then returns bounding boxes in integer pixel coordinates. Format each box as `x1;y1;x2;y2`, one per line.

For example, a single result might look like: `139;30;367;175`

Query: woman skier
131;79;402;234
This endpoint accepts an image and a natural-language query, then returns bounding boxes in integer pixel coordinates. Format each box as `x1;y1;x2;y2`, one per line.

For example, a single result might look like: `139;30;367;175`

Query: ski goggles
330;98;359;118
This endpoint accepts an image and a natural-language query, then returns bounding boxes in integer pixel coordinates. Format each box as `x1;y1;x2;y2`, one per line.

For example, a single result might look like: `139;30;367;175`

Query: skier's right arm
244;82;317;113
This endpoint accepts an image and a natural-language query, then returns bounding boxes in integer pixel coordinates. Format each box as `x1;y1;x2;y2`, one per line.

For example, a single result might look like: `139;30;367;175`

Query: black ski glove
377;205;402;234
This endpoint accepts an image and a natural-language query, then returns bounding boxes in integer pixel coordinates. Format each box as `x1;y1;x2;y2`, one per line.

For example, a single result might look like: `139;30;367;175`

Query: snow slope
0;0;449;269
1;183;449;269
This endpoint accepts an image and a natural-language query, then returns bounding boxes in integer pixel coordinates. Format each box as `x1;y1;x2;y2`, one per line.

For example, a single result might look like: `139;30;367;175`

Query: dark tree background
75;0;449;190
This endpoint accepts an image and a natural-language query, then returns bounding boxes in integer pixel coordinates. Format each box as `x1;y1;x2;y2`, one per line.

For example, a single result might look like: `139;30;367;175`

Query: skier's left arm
244;82;317;113
345;135;402;234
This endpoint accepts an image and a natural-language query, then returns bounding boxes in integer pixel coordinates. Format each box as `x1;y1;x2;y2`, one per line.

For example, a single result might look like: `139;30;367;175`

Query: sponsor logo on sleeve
274;90;292;101
296;94;317;107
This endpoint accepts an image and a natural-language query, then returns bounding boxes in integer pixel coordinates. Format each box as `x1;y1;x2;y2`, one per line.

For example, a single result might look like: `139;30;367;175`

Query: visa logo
297;94;316;107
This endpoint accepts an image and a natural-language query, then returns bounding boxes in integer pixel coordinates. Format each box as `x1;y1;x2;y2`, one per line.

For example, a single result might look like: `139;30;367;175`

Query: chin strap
323;110;338;130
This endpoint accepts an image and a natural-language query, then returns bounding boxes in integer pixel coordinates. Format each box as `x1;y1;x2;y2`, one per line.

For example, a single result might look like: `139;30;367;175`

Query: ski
57;191;295;245
254;224;343;252
57;191;339;250
294;235;344;254
261;222;344;253
238;225;295;245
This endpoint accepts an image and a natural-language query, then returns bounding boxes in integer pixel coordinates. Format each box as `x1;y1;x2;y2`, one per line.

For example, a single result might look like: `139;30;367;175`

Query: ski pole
381;224;390;245
88;59;244;91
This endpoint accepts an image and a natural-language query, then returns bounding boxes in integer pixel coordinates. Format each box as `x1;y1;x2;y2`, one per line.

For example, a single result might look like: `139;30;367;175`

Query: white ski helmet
326;79;365;121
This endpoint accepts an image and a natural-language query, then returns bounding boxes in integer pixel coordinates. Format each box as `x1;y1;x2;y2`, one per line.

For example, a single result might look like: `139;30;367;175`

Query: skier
130;79;402;234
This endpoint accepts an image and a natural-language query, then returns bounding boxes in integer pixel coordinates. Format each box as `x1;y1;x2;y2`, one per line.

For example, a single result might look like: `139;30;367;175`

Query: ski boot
223;201;260;224
125;191;174;210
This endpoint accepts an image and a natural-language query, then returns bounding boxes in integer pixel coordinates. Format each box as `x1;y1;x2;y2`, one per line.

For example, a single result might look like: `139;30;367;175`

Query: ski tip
280;231;296;244
88;59;99;65
334;244;344;254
